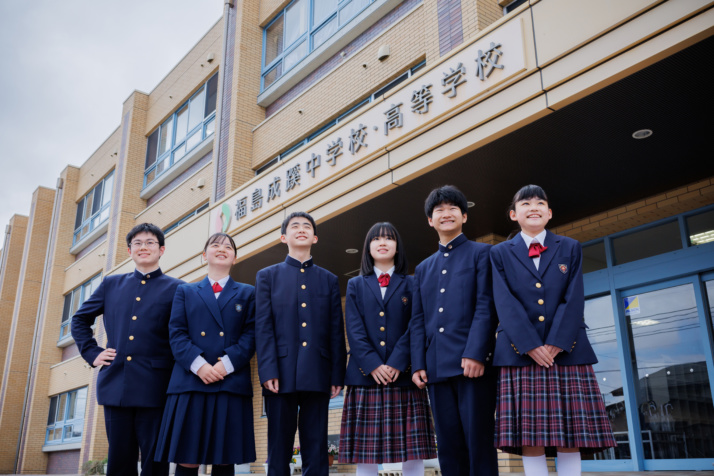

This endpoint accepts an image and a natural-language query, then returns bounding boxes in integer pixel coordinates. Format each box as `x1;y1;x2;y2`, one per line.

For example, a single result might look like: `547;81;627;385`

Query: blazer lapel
537;230;561;275
508;234;541;280
217;278;238;311
383;273;403;305
198;278;224;327
366;274;383;304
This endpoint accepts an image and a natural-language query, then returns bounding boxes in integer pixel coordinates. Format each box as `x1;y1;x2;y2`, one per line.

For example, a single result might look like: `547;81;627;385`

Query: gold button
127;356;132;361
302;342;307;347
136;297;141;301
220;332;224;336
448;245;452;249
146;275;151;278
442;270;447;274
444;253;449;257
302;322;307;327
380;327;385;331
302;303;307;308
379;311;384;316
141;280;146;285
380;341;385;346
538;299;544;305
129;335;134;340
132;316;137;320
301;269;305;273
301;285;306;289
217;357;222;361
538;316;545;322
201;332;206;336
535;283;541;288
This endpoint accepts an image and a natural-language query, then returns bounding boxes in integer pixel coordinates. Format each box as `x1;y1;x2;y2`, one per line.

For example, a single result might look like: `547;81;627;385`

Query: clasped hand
527;344;562;367
371;364;400;385
197;361;227;384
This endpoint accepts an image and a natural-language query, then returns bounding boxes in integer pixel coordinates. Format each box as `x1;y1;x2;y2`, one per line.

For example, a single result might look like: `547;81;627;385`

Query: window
73;172;114;245
257;61;425;175
164;203;210;234
60;274;101;341
262;0;377;90
45;387;88;445
144;73;218;188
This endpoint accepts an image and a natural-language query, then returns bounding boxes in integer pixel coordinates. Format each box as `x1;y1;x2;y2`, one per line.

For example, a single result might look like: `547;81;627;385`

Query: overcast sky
0;1;224;231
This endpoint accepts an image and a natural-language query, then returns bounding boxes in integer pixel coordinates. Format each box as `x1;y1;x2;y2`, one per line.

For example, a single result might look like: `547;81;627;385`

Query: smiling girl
155;233;256;476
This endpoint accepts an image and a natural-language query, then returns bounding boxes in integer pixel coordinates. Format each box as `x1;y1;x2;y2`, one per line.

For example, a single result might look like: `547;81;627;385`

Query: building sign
212;19;526;234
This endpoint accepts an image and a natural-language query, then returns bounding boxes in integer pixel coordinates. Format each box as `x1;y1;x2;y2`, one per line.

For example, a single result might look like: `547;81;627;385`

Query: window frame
45;387;88;446
144;73;218;189
164;203;210;234
261;0;377;91
59;274;102;343
73;171;114;246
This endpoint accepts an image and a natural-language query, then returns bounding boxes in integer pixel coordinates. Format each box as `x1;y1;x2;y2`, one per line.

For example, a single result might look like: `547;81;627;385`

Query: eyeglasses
130;240;159;248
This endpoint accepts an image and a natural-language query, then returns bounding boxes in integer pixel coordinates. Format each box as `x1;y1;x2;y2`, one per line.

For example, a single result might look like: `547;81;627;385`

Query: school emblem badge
235;304;242;312
559;264;568;274
401;296;408;305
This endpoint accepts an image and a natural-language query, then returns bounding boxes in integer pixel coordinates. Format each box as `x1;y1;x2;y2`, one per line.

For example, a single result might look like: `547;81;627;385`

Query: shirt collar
374;265;395;277
438;233;468;252
520;230;547;248
285;255;313;269
133;268;162;280
208;275;230;288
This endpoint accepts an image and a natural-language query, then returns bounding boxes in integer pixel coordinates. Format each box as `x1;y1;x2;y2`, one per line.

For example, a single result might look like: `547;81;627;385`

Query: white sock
355;463;378;476
522;455;549;476
556;451;581;476
401;459;424;476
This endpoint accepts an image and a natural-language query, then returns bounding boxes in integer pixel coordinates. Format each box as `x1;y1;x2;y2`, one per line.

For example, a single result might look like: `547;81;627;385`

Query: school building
0;0;713;473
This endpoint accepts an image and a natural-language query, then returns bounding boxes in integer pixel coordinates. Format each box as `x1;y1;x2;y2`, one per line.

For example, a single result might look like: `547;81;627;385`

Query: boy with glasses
73;223;182;476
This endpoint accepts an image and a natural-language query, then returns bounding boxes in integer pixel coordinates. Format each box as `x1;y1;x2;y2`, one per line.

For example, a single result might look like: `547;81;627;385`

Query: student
490;185;616;476
72;223;182;476
154;232;256;476
410;185;498;476
255;211;346;476
340;222;437;476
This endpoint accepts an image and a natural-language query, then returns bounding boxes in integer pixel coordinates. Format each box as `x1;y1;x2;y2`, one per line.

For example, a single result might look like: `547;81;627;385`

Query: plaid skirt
495;363;617;456
339;385;437;464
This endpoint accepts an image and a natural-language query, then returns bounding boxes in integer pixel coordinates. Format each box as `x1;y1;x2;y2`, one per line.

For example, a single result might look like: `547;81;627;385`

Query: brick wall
46;450;81;475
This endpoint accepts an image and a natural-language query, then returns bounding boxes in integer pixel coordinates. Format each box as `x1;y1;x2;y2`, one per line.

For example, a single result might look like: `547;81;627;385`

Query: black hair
126;223;165;247
360;222;408;276
281;211;317;235
203;232;237;254
424;185;468;218
506;184;550;239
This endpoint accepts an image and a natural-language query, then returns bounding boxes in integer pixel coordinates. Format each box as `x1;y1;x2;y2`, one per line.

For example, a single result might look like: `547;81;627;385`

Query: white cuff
221;355;234;374
190;355;208;375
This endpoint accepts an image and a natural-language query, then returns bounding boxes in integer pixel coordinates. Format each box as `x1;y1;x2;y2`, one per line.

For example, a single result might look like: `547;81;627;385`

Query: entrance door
623;281;714;469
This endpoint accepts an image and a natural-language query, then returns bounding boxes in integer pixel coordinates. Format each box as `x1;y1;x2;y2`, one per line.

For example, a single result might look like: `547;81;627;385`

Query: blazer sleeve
463;245;497;361
329;275;347;387
409;267;427;372
345;279;383;375
385;277;412;372
255;268;279;384
71;280;106;367
491;246;543;354
169;285;205;371
544;241;585;352
224;288;256;370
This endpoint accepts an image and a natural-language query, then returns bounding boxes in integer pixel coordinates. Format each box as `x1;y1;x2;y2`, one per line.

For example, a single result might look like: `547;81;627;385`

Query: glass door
623;281;714;468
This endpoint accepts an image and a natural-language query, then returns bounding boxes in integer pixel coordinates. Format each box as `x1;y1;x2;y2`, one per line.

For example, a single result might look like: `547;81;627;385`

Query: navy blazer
344;273;414;387
490;230;597;366
255;256;346;394
166;277;255;396
72;269;182;407
410;234;497;383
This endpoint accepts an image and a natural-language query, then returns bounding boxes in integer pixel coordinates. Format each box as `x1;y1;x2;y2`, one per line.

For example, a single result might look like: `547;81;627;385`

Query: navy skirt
155;392;256;465
339;385;437;464
495;363;617;456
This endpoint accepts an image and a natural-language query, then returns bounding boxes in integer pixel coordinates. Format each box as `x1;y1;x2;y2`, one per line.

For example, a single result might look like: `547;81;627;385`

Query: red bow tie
378;273;390;287
212;282;223;293
528;242;547;258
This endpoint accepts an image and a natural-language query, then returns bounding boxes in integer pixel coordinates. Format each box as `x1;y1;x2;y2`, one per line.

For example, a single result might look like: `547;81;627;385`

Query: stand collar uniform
133;267;163;280
285;255;313;269
438;233;468;253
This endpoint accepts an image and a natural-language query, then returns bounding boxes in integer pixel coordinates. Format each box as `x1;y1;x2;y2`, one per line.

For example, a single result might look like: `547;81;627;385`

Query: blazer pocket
278;344;288;358
150;359;173;369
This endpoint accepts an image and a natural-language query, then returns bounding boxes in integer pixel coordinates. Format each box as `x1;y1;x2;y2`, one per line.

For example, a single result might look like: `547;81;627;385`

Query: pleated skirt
155;392;256;464
495;363;617;456
339;385;437;464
